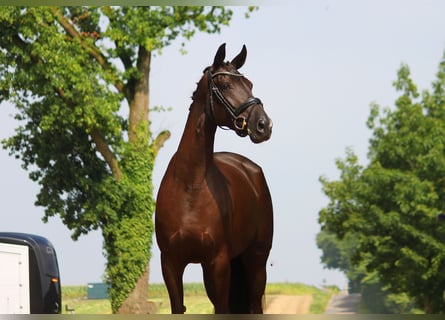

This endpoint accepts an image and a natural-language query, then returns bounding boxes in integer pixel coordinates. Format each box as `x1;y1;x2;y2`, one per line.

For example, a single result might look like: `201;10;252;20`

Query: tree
317;228;418;313
316;229;361;290
318;53;445;313
0;6;253;313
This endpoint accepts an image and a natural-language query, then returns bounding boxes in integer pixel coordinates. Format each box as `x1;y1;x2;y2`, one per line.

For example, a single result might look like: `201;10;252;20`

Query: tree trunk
129;46;150;142
115;45;154;314
117;264;156;314
423;295;433;314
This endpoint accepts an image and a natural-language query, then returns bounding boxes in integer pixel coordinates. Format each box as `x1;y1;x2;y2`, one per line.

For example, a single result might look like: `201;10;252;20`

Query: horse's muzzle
247;107;272;143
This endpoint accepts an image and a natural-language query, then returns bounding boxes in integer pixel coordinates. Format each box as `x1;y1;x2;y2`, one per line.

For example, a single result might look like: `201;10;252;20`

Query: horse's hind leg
161;253;187;313
202;250;231;313
247;264;267;313
242;249;269;314
229;256;250;313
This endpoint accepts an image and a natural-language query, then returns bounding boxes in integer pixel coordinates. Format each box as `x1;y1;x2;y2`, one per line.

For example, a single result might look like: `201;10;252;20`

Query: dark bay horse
155;44;273;314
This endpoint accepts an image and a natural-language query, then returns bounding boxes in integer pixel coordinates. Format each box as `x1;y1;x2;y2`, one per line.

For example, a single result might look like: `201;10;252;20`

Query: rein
207;69;262;135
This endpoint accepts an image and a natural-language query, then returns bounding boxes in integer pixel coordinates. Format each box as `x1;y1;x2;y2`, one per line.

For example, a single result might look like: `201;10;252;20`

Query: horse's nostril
257;119;266;132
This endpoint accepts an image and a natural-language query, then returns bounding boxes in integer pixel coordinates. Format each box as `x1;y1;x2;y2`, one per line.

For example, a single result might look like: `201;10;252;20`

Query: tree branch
49;6;124;94
91;130;122;181
151;130;171;157
12;33;123;181
101;6;133;71
53;86;122;181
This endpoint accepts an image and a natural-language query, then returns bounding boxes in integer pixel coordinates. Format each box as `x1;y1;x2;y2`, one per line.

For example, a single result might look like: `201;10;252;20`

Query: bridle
207;69;262;136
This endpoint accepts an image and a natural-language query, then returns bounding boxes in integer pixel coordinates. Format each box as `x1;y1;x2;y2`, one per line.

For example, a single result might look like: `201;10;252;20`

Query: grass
62;282;338;314
62;285;112;314
149;283;213;314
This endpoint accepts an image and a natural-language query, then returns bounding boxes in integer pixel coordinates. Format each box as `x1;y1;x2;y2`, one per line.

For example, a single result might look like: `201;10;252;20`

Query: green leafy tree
316;229;362;291
318;53;445;313
0;6;253;313
317;228;417;313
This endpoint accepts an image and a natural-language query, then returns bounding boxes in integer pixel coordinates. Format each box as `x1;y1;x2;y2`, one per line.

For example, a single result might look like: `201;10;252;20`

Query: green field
62;283;338;314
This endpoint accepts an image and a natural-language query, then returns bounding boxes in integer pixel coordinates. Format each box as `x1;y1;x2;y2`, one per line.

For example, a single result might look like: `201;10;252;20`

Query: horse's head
205;43;272;143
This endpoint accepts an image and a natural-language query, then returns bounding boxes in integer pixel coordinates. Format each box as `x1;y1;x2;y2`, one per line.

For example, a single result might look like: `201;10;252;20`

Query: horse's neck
174;101;216;184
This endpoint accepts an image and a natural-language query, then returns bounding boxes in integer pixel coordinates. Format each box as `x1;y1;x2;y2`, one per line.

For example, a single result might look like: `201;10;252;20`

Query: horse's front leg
202;249;231;314
160;252;187;314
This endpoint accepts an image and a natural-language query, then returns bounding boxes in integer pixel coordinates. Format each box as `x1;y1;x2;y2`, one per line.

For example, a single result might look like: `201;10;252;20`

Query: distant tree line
317;51;445;314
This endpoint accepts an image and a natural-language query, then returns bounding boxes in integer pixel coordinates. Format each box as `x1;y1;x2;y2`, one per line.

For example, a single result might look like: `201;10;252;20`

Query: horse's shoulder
214;152;269;201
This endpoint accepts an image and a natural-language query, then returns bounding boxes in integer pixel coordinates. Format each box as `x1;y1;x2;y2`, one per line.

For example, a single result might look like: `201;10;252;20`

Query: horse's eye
220;83;232;91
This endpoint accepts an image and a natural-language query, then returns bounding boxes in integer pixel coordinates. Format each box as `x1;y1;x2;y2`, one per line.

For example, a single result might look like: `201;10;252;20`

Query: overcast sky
2;1;445;288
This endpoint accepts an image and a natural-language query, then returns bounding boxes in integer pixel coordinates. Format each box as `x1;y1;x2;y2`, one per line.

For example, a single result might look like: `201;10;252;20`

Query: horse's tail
229;255;250;313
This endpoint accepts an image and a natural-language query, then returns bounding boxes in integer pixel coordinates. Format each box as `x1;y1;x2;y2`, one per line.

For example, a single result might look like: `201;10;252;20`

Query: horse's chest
181;182;230;221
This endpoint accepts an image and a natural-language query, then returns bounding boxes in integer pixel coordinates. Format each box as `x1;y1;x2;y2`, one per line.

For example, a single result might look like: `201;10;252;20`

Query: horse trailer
0;232;61;314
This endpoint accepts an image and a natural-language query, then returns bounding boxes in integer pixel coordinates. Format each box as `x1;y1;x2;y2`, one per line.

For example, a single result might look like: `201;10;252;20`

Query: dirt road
264;295;313;314
324;290;360;314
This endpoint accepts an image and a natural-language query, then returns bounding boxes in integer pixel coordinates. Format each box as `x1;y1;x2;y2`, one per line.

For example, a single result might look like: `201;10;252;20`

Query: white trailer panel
0;242;30;314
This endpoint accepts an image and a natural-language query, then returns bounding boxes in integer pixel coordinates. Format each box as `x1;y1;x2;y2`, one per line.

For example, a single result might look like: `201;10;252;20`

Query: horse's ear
213;43;226;68
231;45;247;70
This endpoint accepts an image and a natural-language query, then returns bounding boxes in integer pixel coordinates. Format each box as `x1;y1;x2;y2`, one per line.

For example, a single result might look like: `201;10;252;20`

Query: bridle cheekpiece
207;69;262;136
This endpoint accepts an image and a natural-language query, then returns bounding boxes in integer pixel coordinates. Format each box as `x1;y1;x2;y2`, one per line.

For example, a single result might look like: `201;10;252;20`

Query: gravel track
264;295;313;314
